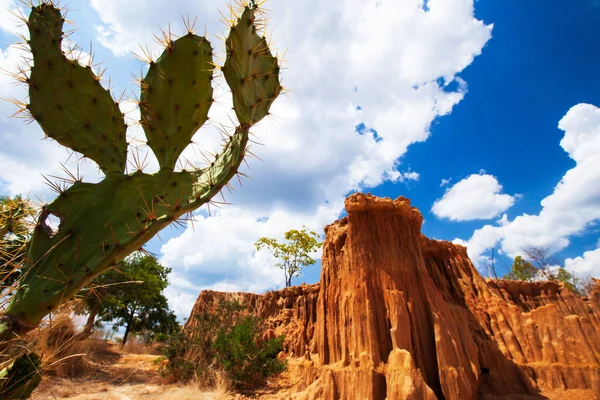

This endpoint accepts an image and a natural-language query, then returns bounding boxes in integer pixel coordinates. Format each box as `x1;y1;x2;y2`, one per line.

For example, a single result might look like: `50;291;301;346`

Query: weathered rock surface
185;283;319;357
186;194;600;399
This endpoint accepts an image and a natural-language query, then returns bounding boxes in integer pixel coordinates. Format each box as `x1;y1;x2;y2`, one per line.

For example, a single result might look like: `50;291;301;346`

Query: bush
213;315;286;386
159;299;286;389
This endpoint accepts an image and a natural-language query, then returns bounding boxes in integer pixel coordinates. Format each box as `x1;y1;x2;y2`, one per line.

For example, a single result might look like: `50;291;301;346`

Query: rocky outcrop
186;194;600;399
184;283;319;357
305;194;540;399
421;236;600;395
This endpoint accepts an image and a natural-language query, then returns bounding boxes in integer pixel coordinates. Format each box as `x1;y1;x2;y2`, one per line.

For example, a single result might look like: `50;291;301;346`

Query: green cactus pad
141;34;215;169
9;169;193;326
27;4;127;175
222;6;282;126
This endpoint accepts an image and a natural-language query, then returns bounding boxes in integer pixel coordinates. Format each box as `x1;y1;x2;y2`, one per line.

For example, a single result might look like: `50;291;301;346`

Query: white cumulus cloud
0;0;27;36
458;104;600;266
432;173;516;221
565;247;600;278
152;0;492;318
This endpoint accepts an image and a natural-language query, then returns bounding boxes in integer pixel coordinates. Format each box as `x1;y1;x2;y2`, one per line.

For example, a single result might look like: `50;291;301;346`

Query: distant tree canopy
503;256;537;281
83;253;179;345
502;246;582;294
255;226;323;287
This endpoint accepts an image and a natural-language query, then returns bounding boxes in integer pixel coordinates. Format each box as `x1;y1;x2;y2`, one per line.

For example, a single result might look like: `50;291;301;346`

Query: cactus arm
140;34;215;170
2;170;191;329
26;4;127;174
183;124;249;211
222;6;282;126
182;4;283;211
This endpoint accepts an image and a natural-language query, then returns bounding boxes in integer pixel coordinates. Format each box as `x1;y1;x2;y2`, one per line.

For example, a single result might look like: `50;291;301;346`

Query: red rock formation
185;283;319;357
307;194;539;399
422;236;600;395
186;193;600;399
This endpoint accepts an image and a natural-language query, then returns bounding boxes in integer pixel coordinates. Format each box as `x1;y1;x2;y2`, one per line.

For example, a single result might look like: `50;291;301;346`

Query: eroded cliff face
185;283;319;357
422;236;600;395
186;194;600;399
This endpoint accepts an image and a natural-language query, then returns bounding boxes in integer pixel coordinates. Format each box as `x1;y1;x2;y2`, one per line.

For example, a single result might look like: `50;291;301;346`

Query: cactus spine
0;1;282;341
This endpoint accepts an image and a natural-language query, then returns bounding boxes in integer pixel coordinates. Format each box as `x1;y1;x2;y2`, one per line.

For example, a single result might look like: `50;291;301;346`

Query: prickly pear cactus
0;1;281;341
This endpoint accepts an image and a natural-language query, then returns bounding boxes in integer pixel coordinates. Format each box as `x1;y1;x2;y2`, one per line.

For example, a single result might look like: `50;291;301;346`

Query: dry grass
119;340;159;355
35;313;93;378
32;380;233;399
31;348;234;399
26;313;240;399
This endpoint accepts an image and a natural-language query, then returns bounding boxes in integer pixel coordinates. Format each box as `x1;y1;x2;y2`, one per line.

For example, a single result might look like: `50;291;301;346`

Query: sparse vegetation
159;299;286;390
503;255;538;281
0;195;35;286
502;246;587;295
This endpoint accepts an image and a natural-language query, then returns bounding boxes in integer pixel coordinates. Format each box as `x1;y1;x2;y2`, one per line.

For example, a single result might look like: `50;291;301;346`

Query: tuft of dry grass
35;313;90;378
158;382;231;400
33;311;112;379
27;313;237;399
120;339;160;355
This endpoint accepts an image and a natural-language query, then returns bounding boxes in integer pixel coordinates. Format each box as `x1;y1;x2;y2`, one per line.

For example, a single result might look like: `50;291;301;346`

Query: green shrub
159;299;286;389
213;315;286;386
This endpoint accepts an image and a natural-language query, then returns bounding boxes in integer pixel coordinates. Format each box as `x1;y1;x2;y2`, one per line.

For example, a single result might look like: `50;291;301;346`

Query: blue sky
1;0;600;318
373;0;600;275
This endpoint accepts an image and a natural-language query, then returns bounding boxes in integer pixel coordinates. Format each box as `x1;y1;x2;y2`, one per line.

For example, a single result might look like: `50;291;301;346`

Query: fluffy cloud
160;204;337;317
458;104;600;265
565;247;600;278
0;0;27;36
0;0;493;319
400;171;420;182
432;173;516;221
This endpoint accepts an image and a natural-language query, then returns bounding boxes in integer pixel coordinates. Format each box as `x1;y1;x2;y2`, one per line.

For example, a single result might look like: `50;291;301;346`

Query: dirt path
31;346;230;400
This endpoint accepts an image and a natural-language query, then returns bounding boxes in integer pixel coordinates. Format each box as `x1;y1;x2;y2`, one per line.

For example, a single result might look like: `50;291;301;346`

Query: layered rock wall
186;194;600;399
185;283;319;357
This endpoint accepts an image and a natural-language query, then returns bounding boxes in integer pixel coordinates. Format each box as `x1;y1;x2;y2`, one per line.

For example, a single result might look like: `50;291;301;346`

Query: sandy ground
29;343;294;400
31;347;232;400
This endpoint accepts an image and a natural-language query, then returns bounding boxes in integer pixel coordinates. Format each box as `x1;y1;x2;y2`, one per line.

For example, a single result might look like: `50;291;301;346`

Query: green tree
85;253;180;345
555;267;580;294
503;255;537;281
503;247;582;295
255;226;323;287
